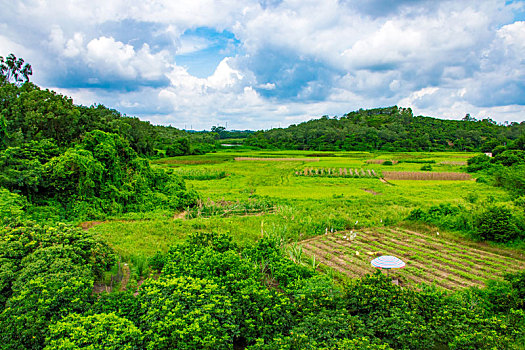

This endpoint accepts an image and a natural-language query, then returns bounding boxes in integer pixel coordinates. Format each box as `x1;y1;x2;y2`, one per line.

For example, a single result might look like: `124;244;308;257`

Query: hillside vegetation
245;106;524;152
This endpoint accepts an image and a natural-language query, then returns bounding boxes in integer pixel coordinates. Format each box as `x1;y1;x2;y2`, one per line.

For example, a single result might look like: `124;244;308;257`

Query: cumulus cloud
1;0;524;129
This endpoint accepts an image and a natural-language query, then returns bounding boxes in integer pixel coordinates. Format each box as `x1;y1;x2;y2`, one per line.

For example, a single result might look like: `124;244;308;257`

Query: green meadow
89;150;511;258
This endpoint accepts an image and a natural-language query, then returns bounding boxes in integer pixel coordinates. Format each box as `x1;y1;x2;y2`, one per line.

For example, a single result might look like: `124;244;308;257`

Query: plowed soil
299;227;525;290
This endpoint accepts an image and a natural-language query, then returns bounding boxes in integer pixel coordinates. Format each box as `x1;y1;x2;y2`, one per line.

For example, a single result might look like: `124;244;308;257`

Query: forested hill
0;80;216;157
245;106;525;152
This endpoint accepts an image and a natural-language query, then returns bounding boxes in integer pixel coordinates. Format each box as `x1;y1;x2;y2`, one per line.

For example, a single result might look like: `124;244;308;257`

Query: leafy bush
249;310;370;349
0;273;94;349
474;205;519;242
138;276;237;349
91;291;142;324
467;154;491;172
148;251;166;271
0;187;26;225
492;150;525;167
493;164;525;197
45;313;143;350
504;270;525;310
420;164;433;171
407;203;473;232
161;232;294;344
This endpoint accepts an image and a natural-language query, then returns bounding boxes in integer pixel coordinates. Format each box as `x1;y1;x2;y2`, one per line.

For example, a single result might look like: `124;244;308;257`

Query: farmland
299;227;525;290
91;148;524;293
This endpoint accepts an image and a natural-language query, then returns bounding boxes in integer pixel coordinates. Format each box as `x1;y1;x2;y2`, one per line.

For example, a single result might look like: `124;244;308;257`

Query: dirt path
80;221;105;231
119;263;131;291
173;211;187;219
379;178;393;185
362;188;382;195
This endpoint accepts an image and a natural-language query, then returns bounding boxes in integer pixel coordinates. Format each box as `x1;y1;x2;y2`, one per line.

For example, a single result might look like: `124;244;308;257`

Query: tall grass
173;168;227;180
186;198;276;219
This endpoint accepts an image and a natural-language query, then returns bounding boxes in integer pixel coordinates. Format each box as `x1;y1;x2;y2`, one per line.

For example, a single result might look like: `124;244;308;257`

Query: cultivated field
93;150;517;274
299;227;525;290
382;171;471;181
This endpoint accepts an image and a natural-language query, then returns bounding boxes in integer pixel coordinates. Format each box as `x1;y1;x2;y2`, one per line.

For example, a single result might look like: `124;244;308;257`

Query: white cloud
176;36;211;55
2;0;525;129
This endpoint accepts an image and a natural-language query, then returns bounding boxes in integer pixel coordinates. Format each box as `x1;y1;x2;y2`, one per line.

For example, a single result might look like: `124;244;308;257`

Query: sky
1;0;524;130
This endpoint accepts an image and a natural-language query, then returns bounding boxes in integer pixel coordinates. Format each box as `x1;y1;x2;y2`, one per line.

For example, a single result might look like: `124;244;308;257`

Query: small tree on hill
0;53;32;86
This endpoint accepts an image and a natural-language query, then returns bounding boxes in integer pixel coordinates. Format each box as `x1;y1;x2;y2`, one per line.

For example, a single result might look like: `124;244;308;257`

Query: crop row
382;171;471;180
235;157;320;162
173;168;228;180
295;167;379;178
366;159;399;164
299;227;525;290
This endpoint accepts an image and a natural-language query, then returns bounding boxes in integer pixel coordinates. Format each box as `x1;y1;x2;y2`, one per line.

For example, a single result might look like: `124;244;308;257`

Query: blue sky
1;0;524;129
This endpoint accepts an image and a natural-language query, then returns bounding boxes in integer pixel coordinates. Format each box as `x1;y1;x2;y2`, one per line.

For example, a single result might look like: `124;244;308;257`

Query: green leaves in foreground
45;313;142;350
138;276;237;350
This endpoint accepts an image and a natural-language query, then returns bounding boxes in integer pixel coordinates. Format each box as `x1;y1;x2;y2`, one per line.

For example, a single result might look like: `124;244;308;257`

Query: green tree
475;205;518;242
138;276;237;349
0;54;32;86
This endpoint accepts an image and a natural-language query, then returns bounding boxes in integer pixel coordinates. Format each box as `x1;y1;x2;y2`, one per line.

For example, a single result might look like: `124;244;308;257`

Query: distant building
484;152;493;157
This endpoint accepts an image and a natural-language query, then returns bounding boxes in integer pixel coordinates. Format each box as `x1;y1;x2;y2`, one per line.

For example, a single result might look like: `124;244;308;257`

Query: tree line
0;54;200;221
244;106;524;152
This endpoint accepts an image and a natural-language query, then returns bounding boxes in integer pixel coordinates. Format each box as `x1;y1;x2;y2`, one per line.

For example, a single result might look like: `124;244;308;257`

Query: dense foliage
2;231;521;349
407;200;525;244
407;139;525;242
0;55;220;158
0;55;202;221
0;129;198;220
467;148;525;197
245;106;524;152
0;222;115;349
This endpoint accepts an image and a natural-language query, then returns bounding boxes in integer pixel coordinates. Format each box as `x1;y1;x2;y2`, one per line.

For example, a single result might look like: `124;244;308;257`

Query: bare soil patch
80;221;105;231
362;188;382;195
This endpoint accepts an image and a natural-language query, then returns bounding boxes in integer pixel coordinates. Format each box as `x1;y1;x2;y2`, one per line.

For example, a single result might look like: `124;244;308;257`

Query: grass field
89;149;522;289
298;226;525;290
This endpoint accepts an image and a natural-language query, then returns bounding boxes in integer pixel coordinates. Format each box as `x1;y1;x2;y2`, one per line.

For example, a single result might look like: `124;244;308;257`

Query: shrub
474;205;518;242
492;150;525;167
493;164;525;197
138;276;237;349
148;251;166;271
0;188;26;225
383;160;393;165
45;313;143;350
504;270;525;309
407;203;472;232
467;154;491;172
0;273;94;349
420;164;433;171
